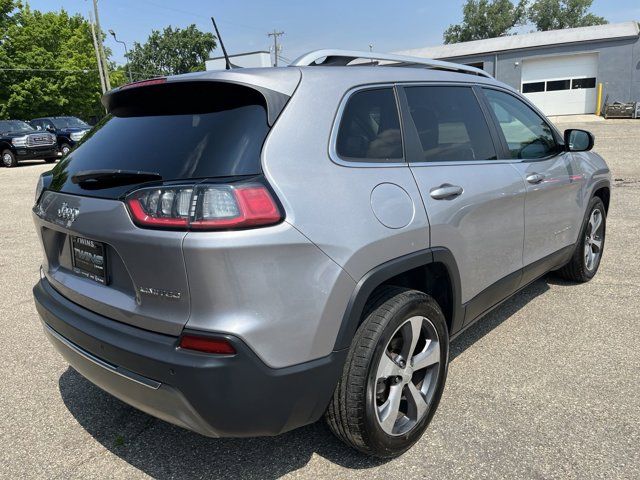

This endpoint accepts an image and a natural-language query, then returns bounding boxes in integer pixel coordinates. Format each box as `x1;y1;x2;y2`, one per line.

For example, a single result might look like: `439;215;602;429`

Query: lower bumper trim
44;323;161;390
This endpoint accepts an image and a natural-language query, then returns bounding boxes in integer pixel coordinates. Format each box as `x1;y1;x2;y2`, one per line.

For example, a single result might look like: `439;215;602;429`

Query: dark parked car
0;120;58;168
30;116;90;156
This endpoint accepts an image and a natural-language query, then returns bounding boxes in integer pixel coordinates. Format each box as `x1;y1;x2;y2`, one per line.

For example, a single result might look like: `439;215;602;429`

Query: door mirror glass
564;129;594;152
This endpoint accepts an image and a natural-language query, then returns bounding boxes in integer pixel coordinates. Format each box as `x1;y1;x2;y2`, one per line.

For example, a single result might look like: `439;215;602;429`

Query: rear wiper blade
71;169;162;189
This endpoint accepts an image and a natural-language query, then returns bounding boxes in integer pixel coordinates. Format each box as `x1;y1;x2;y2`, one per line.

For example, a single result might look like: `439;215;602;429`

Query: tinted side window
404;86;497;162
336;88;402;161
484;88;559;159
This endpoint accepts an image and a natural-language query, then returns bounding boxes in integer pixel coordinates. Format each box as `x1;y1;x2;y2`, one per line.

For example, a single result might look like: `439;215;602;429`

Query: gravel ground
1;120;639;479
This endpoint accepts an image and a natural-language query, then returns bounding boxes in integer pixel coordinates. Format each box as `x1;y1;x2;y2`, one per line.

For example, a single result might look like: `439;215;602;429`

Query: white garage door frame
521;53;599;116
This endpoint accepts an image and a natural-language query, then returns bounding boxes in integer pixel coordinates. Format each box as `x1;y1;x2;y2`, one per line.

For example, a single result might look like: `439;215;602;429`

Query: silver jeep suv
33;50;610;458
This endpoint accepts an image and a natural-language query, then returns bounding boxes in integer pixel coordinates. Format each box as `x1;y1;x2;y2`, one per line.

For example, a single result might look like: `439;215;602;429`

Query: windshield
0;120;34;134
48;82;272;199
51;117;89;129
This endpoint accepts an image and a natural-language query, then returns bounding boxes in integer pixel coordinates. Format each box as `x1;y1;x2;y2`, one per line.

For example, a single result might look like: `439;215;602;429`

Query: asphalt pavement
1;120;638;479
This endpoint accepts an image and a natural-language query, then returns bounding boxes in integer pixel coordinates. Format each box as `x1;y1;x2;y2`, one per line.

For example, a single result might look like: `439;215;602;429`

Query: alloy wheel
374;316;441;436
584;208;604;271
2;153;12;167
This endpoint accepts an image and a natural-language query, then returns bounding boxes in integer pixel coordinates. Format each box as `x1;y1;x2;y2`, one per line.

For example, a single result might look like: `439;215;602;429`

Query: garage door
521;54;598;116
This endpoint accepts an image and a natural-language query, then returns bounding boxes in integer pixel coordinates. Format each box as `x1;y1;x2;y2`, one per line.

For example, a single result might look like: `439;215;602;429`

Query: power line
0;68;95;73
0;67;162;77
119;0;265;32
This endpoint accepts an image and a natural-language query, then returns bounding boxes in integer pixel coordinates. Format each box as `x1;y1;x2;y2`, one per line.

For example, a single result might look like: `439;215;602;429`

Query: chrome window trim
328;83;408;168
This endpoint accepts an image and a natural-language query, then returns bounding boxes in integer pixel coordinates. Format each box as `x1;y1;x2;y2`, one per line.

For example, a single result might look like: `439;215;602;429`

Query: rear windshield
49;82;271;198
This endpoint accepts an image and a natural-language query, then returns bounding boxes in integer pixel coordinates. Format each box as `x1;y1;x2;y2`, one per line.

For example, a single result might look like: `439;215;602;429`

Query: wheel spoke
584;245;590;266
401;316;423;360
586;248;595;270
405;382;428;421
412;339;440;371
591;210;602;233
591;238;602;251
378;383;403;433
376;352;402;381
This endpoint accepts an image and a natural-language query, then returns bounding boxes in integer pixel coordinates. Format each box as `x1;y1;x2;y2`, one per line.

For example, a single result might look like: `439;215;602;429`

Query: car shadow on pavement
58;276;552;479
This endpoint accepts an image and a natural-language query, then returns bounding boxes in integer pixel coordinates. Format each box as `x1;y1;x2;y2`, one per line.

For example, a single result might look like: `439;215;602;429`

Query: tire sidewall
579;197;606;280
363;294;449;456
2;149;17;168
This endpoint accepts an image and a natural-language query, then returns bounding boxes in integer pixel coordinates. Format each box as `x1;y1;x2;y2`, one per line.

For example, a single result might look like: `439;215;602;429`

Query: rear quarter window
336;87;403;162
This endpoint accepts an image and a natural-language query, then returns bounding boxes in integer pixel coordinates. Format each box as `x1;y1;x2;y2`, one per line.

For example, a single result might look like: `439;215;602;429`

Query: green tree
0;4;105;120
528;0;607;31
0;0;17;30
444;0;527;44
127;25;216;80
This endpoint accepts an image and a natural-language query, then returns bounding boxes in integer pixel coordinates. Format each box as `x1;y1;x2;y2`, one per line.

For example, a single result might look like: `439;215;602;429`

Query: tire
326;286;449;458
44;157;57;163
557;196;606;282
2;149;17;168
60;143;71;156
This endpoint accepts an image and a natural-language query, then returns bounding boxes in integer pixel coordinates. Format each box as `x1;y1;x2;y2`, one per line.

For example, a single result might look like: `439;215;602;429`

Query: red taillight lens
125;183;282;231
120;77;167;90
190;185;281;229
179;335;236;355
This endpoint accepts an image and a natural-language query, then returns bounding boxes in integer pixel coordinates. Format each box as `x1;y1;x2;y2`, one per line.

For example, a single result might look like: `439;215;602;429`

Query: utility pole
267;29;284;67
92;0;111;90
89;11;107;94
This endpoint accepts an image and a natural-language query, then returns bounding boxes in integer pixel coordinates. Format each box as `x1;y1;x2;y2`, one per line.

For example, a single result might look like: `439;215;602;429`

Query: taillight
179;334;236;355
119;77;167;90
125;183;282;231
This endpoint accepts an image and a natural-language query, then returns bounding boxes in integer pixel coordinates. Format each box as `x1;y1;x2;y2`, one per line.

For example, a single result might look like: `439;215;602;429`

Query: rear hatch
33;76;295;335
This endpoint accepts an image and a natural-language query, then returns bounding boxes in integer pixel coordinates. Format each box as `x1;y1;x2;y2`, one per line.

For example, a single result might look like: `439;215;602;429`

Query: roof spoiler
102;78;291;126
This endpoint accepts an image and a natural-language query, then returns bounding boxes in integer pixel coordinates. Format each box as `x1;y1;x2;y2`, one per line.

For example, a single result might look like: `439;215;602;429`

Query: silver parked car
32;50;610;458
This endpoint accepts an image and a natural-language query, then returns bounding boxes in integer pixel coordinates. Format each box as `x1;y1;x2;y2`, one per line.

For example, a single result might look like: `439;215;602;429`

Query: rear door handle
526;173;545;184
429;184;463;200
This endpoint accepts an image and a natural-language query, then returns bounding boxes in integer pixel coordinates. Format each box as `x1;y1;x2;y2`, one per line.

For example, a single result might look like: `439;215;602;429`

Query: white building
205;51;272;71
397;22;640;116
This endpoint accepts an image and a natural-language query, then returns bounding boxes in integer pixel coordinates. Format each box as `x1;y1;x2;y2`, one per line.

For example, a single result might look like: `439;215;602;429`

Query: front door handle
526;173;545;184
429;184;463;200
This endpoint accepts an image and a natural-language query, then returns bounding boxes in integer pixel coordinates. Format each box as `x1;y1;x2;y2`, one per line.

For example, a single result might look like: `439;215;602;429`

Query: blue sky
26;0;640;65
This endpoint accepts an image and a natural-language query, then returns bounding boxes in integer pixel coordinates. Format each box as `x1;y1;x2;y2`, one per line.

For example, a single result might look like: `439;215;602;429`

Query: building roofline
396;21;639;60
207;50;270;61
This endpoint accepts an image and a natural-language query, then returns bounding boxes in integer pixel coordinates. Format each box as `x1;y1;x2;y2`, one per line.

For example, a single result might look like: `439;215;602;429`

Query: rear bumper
34;278;346;437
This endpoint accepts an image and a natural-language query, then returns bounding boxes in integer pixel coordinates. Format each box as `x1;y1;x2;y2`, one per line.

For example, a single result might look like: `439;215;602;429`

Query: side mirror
564;129;594;152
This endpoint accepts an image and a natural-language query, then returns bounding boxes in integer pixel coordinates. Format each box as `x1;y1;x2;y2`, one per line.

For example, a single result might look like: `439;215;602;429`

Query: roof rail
289;49;493;78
